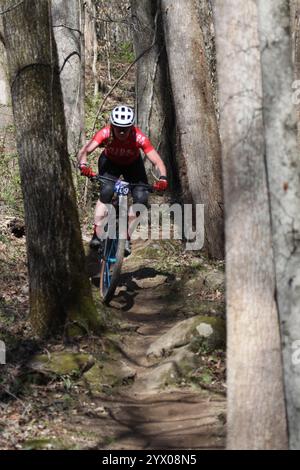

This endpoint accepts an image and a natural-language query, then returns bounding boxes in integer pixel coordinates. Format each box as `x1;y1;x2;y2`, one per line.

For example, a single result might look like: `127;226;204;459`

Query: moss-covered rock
29;352;95;378
80;361;136;396
185;300;225;318
22;437;74;450
189;317;226;353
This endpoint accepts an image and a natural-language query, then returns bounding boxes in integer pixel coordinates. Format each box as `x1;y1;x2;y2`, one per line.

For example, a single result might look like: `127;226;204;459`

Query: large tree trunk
130;0;179;191
2;0;103;338
51;0;85;155
0;17;12;128
258;0;300;450
213;0;288;449
161;0;224;259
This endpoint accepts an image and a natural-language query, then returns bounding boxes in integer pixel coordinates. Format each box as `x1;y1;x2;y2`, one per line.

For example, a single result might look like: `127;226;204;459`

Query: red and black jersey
92;125;154;166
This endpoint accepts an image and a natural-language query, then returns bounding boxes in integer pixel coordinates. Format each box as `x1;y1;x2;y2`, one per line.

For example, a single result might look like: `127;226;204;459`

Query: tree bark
161;0;224;259
213;0;288;449
51;0;85;154
2;0;103;338
258;0;300;450
130;0;178;191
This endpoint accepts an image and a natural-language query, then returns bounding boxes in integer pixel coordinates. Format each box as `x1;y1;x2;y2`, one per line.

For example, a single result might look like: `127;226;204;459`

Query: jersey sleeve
136;128;155;154
92;127;110;146
142;137;155;154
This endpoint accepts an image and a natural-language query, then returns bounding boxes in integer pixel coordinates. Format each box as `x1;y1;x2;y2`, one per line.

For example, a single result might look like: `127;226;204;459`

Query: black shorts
98;153;149;205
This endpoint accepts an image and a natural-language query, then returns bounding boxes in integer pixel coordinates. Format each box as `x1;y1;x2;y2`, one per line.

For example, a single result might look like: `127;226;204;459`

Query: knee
100;183;115;204
132;188;149;207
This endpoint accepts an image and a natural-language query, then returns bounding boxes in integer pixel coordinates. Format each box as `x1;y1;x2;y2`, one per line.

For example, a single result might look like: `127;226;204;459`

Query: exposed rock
135;361;179;392
203;270;225;291
196;323;213;337
133;274;168;289
136;346;199;392
81;361;136;396
147;315;226;357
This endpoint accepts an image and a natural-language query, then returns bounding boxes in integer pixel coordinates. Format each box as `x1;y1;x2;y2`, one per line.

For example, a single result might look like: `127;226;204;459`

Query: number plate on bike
114;181;130;196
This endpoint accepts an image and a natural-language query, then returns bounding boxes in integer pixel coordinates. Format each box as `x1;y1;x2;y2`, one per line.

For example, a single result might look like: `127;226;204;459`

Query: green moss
29;352;94;377
81;359;131;396
22;438;75;450
185;300;225;317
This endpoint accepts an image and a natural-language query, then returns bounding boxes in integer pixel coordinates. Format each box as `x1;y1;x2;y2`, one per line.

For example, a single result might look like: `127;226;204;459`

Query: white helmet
110;105;135;127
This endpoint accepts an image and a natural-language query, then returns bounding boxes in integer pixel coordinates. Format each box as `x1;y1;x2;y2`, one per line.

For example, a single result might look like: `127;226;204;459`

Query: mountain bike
93;175;153;304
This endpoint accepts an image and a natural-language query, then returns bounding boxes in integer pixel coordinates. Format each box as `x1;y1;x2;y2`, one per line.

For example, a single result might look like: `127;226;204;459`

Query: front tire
99;237;126;304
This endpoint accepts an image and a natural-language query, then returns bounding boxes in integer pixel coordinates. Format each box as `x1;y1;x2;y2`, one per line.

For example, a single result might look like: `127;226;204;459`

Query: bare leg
94;199;108;238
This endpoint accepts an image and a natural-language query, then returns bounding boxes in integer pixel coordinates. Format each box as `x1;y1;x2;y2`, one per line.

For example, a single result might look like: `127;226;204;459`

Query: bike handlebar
91;174;154;191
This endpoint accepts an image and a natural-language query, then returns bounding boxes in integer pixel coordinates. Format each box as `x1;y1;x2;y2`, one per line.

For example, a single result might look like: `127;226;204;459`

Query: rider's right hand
79;163;96;178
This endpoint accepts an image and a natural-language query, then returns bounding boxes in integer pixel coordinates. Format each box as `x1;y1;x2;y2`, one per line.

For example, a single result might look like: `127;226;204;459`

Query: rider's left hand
79;163;96;178
153;177;168;192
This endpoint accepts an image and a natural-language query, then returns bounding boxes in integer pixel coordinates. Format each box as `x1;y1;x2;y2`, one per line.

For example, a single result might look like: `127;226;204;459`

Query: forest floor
0;215;226;450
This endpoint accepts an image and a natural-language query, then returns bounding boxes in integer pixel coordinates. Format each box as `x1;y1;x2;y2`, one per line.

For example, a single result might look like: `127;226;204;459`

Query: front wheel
99;237;126;304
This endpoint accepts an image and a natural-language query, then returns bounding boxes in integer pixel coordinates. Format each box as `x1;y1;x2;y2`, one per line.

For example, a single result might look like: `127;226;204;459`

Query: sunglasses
113;126;132;134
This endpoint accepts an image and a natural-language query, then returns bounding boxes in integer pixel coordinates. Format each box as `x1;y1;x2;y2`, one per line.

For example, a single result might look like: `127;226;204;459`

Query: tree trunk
213;0;288;449
51;0;85;155
0;17;12;128
258;0;300;450
84;0;99;96
2;0;103;338
161;0;224;259
130;0;178;191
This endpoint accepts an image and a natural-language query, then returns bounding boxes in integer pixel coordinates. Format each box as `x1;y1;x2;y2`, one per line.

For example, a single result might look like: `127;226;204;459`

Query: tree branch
10;63;51;91
53;24;82;36
59;51;81;74
0;0;24;15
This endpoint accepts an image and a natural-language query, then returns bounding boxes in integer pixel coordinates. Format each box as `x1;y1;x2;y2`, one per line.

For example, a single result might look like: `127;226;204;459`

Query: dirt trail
81;240;226;450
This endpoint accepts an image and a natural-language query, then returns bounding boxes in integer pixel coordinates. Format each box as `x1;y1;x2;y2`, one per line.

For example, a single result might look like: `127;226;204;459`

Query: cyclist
77;104;168;255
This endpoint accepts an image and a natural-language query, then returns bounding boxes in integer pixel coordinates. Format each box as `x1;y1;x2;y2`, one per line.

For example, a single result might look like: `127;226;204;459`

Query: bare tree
258;0;300;450
213;0;288;449
161;0;224;259
84;0;99;95
1;0;103;337
51;0;85;154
